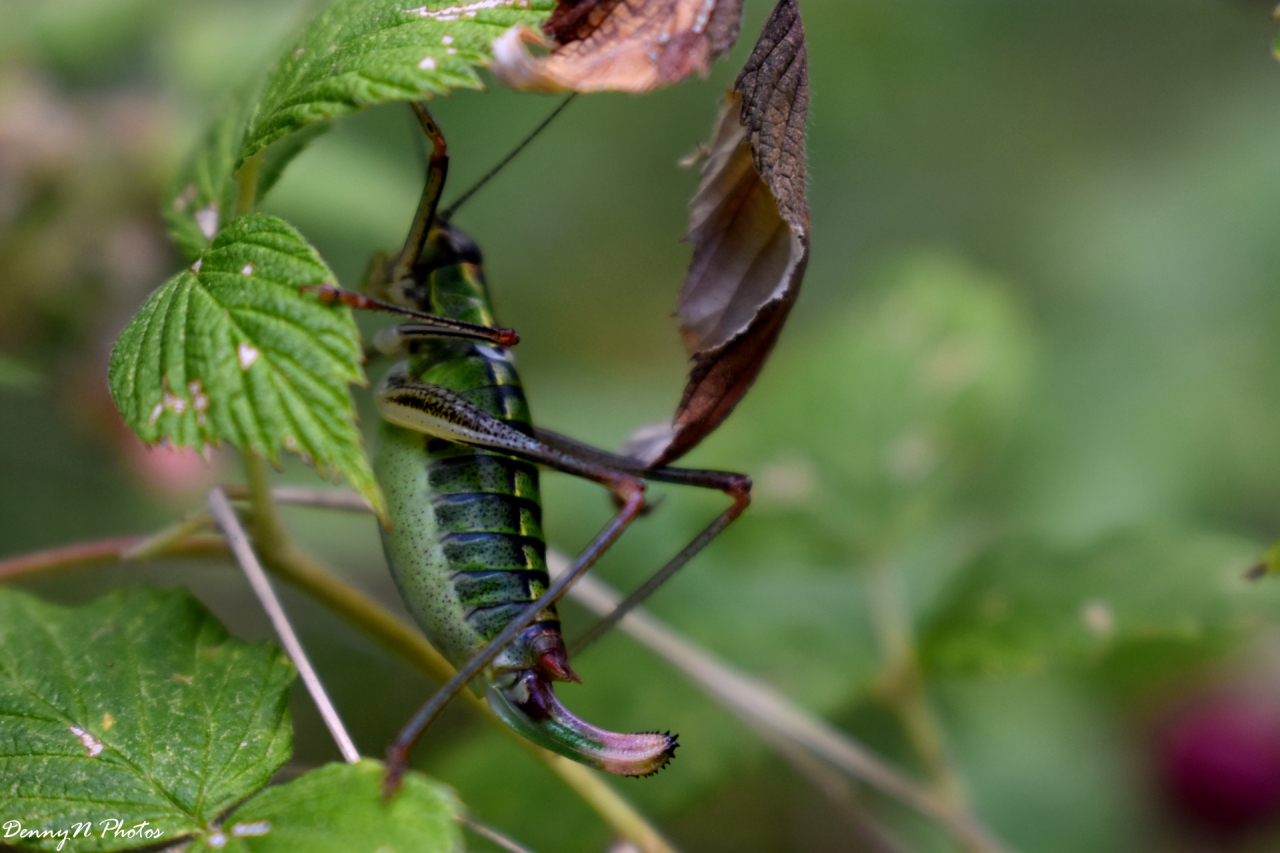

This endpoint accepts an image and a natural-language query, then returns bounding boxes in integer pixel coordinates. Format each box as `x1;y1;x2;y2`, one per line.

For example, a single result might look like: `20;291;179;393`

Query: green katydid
311;103;752;787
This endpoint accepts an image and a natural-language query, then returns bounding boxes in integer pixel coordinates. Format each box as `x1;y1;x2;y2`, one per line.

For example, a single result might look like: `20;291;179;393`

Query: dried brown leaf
490;0;744;93
628;0;809;466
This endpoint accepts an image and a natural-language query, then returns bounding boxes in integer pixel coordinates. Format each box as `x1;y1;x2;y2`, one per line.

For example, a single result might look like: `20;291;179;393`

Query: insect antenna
439;93;577;220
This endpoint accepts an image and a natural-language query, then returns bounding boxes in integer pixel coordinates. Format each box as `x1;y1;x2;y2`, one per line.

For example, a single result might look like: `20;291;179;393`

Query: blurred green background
6;0;1280;850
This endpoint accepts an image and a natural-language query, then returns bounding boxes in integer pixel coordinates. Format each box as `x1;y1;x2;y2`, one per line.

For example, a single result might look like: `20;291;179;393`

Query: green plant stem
868;563;969;817
236;150;265;217
122;512;213;560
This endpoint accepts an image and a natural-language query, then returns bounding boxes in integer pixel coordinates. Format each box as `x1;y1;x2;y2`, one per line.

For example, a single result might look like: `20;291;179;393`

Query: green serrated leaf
238;0;554;165
187;761;463;853
0;586;294;853
108;212;387;520
164;1;553;284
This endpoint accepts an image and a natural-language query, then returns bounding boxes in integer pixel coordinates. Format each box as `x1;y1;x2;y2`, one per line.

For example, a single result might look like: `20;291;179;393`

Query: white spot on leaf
418;56;437;70
207;832;228;849
195;203;219;240
241;263;254;276
69;725;104;757
162;388;187;415
189;381;209;407
403;0;517;21
189;380;210;424
238;343;260;370
441;34;454;44
231;822;271;838
191;258;203;273
148;403;164;427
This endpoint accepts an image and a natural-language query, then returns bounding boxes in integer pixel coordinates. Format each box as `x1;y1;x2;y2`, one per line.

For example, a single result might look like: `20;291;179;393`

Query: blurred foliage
6;0;1280;851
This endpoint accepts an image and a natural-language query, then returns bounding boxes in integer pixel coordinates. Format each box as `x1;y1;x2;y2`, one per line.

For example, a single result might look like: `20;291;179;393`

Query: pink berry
1158;696;1280;833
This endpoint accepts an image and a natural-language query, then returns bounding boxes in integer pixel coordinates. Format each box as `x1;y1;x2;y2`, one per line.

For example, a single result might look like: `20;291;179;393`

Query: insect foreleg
391;102;449;283
305;285;519;348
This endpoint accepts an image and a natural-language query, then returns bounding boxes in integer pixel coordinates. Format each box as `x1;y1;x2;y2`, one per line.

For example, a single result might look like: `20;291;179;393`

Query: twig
208;486;361;764
548;551;1014;853
0;536;225;580
458;816;540;853
271;485;373;512
122;512;213;560
223;484;373;513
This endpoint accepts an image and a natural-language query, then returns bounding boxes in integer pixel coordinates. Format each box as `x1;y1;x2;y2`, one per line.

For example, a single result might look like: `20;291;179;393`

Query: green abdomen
375;266;558;671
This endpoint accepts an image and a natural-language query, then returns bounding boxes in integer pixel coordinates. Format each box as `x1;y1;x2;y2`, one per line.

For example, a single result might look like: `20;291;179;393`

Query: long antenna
440;93;577;219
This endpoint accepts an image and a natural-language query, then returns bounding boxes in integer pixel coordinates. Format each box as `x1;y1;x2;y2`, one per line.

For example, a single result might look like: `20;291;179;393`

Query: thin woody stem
210;486;361;764
0;536;226;580
457;817;539;853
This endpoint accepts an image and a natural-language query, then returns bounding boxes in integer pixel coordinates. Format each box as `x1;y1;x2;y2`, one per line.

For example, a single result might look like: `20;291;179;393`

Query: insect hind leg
531;427;751;656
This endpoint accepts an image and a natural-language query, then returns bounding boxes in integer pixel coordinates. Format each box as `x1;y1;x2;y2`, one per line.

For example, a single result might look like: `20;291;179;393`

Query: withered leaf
490;0;744;93
628;0;809;467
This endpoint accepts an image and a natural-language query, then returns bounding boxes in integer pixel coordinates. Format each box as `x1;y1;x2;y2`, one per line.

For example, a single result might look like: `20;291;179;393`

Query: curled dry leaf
627;0;809;467
491;0;744;93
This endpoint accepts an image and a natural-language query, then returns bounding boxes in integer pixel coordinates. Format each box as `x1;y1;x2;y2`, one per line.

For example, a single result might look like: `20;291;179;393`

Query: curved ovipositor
488;669;677;777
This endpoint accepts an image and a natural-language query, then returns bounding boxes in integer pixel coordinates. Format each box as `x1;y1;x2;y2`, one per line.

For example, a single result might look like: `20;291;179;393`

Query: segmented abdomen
378;340;560;668
427;449;552;641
